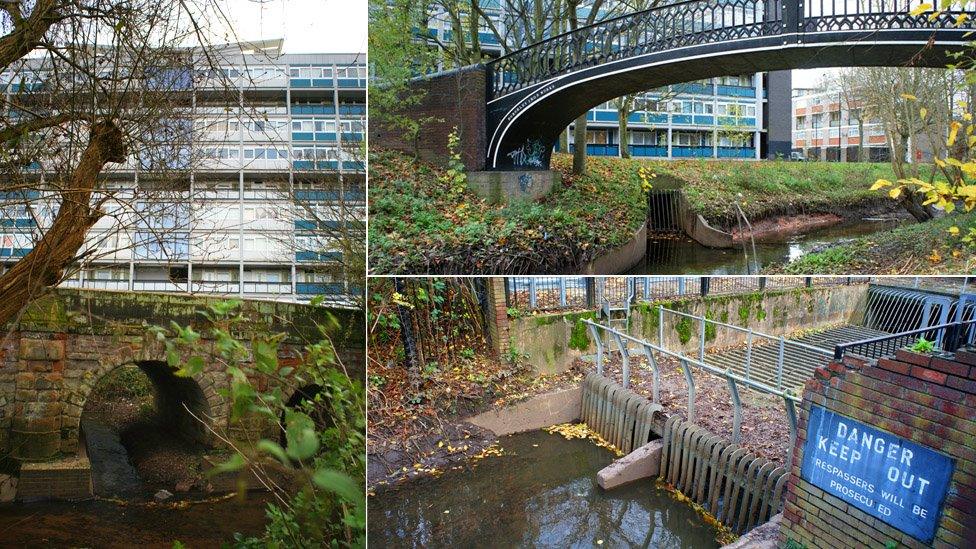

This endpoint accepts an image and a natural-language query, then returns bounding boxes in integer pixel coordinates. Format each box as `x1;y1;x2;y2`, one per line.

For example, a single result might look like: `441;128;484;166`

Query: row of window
593;99;757;117
583;129;753;147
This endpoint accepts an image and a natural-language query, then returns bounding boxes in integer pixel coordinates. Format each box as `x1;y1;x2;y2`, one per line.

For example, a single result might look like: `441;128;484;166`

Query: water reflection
368;430;719;548
629;219;906;275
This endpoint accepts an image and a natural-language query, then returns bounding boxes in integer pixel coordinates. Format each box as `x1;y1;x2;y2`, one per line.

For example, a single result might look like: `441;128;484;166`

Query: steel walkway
703;325;889;391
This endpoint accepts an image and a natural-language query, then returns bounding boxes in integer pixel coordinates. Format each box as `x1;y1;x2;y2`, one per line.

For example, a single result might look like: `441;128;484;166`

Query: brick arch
61;341;229;455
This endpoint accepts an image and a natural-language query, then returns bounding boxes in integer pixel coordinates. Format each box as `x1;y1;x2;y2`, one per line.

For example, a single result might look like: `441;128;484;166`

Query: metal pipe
641;343;661;404
589;322;604;375
727;372;742;444
777;336;786;391
612;332;630;388
681;356;695;423
785;396;798;467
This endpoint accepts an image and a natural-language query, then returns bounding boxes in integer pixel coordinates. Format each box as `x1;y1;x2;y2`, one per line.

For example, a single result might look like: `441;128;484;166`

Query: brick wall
486;278;510;357
369;65;487;171
780;349;976;548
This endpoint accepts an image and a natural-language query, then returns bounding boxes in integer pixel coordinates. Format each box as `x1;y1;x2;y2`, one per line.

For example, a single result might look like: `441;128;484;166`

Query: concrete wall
507;285;869;375
780;350;976;548
508;311;597;375
369;65;487;171
628;284;869;355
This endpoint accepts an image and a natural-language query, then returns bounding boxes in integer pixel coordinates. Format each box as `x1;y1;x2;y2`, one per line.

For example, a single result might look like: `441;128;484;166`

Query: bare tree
0;0;248;325
844;67;960;221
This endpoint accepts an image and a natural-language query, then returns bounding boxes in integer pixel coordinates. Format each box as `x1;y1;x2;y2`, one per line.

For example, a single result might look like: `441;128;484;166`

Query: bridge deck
703;325;889;391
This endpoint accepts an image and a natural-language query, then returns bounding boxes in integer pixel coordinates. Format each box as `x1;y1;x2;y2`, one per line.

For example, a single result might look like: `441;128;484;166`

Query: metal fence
836;318;976;361
506;276;864;312
584;319;800;463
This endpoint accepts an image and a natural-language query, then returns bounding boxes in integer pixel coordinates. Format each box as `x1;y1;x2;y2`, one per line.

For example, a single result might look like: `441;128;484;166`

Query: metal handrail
584;319;799;462
584;319;799;402
659;306;834;356
833;318;976;360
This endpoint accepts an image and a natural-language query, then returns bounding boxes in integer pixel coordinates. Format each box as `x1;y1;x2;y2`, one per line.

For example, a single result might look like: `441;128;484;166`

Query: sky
793;68;840;90
206;0;367;54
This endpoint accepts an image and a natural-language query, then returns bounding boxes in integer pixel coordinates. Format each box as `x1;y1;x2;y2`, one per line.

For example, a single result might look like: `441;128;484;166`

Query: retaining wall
507;285;868;375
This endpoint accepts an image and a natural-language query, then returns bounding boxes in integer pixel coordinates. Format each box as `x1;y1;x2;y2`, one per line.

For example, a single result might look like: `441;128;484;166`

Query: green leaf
256;439;290;465
176;355;205;378
253;338;278;374
284;410;320;461
312;468;363;504
207;453;245;476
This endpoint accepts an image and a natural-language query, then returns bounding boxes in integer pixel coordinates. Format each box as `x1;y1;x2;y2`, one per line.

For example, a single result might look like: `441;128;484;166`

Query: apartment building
791;87;890;162
0;40;365;304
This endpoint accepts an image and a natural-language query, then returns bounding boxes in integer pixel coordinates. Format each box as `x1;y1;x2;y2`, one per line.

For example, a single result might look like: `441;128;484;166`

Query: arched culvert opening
280;384;334;454
80;361;213;498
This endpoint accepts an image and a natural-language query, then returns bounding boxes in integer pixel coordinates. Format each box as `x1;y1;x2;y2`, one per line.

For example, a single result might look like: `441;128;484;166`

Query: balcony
242;281;293;294
296;282;344;295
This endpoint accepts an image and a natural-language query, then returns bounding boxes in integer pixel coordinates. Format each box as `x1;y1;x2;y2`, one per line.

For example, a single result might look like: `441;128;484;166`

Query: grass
368;150;648;274
771;210;976;274
369;149;943;273
650;158;914;227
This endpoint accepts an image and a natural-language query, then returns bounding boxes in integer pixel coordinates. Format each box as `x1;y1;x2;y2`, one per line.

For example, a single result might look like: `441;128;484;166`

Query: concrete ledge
577;224;647;275
467;170;559;204
679;193;734;248
597;440;663;490
17;456;93;501
722;512;782;548
466;387;581;436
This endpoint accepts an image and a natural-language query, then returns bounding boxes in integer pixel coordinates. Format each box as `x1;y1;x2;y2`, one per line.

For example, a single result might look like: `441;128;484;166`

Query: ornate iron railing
485;0;973;98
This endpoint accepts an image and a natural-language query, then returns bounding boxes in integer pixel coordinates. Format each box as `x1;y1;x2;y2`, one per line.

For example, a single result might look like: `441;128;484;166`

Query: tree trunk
0;120;126;326
559;127;568;154
573;114;587;174
392;277;421;388
618;109;630;159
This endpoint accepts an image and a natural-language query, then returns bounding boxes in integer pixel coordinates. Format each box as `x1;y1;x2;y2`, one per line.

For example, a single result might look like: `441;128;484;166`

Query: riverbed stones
154;489;174;502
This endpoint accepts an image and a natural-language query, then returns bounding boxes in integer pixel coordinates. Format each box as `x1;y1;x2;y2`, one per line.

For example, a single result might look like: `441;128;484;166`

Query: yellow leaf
928;250;942;263
889;187;902;199
949;226;961;235
920;107;928;119
956;13;970;26
900;93;919;100
948;121;961;146
910;3;933;16
870;178;893;191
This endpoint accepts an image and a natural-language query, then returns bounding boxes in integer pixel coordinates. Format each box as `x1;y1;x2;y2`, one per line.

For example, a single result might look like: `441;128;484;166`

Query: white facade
1;41;365;304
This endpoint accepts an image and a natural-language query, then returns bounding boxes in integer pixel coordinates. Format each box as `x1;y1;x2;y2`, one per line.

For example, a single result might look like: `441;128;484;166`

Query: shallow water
368;430;720;548
0;493;270;548
627;218;905;275
0;418;270;547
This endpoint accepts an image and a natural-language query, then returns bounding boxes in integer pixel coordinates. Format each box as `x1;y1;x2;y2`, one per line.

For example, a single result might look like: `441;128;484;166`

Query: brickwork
0;290;365;466
486;278;510;357
16;457;93;501
369;65;487;171
780;349;976;548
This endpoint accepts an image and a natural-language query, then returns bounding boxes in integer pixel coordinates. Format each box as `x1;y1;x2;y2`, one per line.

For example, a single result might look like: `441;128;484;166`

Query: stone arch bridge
0;289;364;466
371;0;975;174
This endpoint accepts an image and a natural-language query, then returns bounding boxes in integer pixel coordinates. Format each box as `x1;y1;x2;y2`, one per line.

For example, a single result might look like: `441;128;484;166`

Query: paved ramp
704;325;890;391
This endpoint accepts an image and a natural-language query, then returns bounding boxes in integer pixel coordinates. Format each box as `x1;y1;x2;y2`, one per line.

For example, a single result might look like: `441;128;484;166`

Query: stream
368;430;721;548
0;419;270;547
627;218;906;274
